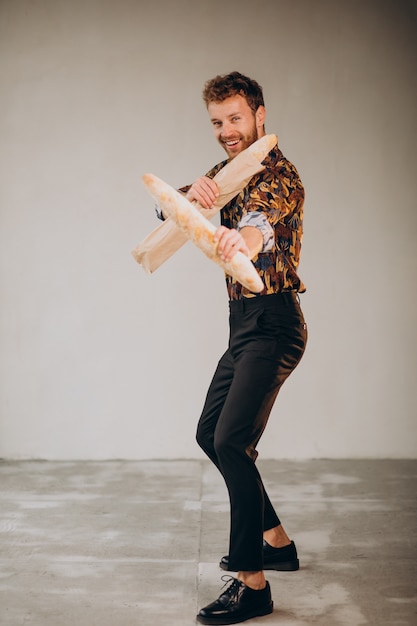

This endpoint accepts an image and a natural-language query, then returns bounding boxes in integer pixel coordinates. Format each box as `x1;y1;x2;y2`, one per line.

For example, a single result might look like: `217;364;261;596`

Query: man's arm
215;225;263;262
155;176;220;220
169;175;264;262
185;176;219;209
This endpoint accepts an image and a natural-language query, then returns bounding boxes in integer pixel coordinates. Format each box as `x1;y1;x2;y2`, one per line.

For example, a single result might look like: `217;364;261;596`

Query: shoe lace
220;575;242;605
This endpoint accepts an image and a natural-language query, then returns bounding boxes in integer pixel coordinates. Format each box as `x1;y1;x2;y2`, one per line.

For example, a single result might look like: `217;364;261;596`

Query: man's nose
221;121;234;137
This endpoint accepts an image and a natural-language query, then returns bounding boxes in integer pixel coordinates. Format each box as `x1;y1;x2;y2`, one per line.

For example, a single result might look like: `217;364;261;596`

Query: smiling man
158;72;308;625
210;95;263;158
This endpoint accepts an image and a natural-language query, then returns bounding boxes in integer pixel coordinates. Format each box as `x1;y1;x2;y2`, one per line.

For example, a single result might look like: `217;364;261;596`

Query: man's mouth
223;138;240;148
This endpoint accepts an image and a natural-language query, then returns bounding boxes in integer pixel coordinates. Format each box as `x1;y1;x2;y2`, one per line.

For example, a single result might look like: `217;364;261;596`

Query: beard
220;120;259;159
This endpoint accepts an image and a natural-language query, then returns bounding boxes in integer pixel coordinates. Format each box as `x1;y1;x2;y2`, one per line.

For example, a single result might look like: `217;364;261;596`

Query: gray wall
1;0;416;459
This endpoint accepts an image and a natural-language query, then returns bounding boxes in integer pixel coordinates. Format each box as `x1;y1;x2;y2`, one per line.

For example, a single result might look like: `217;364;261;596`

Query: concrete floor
0;459;416;626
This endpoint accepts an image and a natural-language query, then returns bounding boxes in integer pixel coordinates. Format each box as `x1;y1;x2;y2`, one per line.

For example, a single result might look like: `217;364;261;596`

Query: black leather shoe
197;576;273;625
219;540;299;572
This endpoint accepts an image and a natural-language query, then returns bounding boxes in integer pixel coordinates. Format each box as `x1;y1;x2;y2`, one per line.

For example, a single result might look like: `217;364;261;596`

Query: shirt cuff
237;212;275;252
154;202;165;221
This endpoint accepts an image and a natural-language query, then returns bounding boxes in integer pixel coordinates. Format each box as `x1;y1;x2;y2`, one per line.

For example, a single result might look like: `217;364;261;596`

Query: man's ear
256;105;266;128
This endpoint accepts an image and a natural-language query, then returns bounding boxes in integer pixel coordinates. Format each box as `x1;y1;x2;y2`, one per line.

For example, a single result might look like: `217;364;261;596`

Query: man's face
207;94;266;159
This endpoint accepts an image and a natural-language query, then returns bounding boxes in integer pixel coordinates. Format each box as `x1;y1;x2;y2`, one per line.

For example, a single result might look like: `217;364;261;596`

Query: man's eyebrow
210;111;241;122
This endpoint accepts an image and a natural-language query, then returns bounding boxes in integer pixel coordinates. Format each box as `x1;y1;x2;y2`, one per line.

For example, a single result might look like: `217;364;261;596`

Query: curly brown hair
202;71;264;113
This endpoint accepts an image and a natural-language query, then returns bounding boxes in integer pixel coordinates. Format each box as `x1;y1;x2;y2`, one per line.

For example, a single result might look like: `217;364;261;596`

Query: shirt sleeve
237;211;275;252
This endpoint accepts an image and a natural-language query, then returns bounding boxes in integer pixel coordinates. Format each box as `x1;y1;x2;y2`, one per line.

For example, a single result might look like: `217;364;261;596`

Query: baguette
132;134;277;273
142;173;264;293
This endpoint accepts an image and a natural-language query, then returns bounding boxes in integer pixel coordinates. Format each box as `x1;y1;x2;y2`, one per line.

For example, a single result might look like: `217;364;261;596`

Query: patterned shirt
203;142;306;300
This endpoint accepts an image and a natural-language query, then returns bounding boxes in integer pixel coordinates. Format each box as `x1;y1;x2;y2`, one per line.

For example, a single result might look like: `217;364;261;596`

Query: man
158;72;307;624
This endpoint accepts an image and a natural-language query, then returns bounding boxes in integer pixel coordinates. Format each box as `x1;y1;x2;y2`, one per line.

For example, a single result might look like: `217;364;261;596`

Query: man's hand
214;225;262;262
186;176;219;209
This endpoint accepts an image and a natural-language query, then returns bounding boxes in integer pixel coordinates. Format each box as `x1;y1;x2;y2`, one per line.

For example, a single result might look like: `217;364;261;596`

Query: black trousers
196;292;307;571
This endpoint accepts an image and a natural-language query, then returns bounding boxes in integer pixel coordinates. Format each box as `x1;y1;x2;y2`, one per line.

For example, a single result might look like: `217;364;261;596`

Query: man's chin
224;144;244;159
